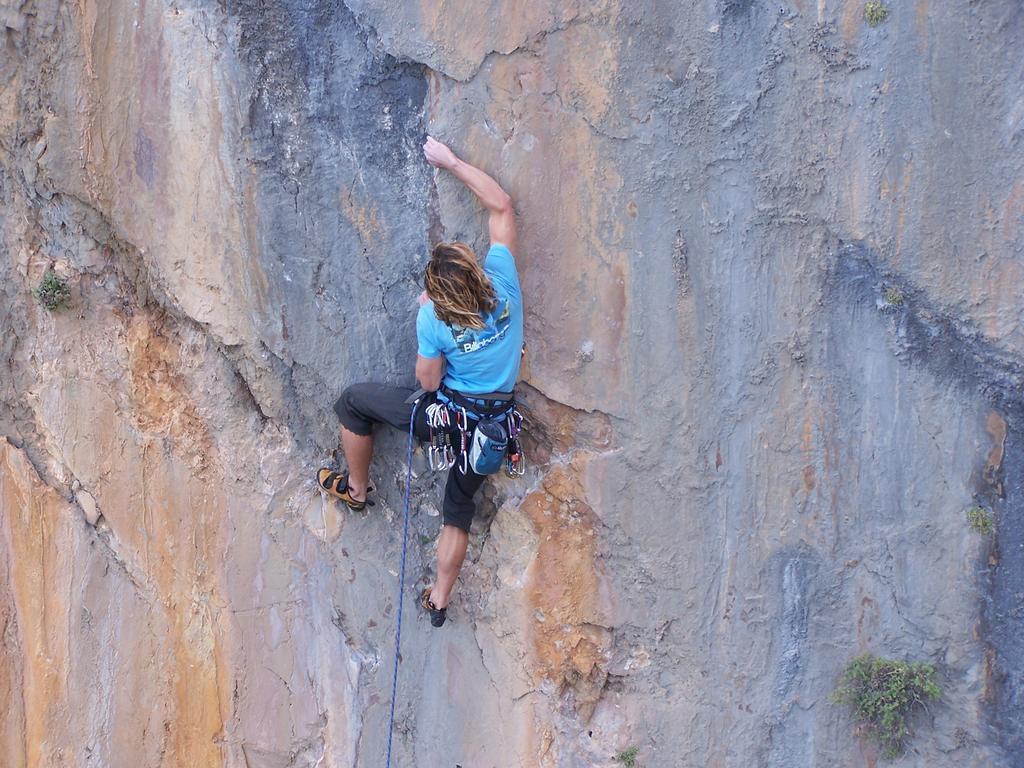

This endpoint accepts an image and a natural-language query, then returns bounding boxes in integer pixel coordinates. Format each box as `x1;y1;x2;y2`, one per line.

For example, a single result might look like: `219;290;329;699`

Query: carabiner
505;452;525;478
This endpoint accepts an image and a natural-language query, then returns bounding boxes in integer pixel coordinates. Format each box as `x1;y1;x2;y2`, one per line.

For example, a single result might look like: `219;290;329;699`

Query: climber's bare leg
430;524;469;609
340;424;373;501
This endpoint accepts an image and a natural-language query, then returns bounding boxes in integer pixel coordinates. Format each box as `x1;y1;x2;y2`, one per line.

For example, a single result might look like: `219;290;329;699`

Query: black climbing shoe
420;588;447;628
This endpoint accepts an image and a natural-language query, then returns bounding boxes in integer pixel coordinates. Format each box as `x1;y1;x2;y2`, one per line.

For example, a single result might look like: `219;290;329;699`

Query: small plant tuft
967;505;994;535
832;654;940;758
883;286;904;306
614;746;639;767
864;1;889;27
34;269;72;311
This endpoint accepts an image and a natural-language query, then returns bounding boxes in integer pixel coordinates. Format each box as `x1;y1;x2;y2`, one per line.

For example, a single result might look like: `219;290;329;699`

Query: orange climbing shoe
317;469;374;511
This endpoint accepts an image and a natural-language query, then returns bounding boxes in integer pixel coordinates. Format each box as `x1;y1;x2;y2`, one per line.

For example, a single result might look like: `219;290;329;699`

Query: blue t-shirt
417;244;523;394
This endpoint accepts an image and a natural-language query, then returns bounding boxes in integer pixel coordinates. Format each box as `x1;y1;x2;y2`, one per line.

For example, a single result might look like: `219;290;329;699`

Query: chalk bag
467;418;508;475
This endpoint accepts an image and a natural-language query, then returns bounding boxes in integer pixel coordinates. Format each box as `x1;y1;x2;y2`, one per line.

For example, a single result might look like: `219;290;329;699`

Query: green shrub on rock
34;269;72;311
614;746;639;767
883;286;904;307
832;654;940;758
864;2;889;27
967;505;994;535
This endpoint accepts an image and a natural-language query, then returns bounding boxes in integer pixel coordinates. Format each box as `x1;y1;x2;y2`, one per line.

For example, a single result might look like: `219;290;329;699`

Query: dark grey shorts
334;382;485;533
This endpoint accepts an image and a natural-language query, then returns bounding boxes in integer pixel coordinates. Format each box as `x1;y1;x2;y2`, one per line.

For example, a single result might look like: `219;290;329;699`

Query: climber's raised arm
423;136;517;253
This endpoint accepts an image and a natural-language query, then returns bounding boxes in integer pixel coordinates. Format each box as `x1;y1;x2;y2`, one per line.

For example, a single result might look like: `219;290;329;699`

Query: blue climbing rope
384;400;419;768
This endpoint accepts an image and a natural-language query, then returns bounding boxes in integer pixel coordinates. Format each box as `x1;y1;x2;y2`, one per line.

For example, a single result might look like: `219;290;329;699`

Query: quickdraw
505;408;525;477
425;402;456;471
456;406;470;474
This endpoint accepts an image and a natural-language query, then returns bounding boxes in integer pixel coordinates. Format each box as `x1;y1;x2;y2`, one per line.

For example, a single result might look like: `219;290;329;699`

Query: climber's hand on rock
424;136;458;170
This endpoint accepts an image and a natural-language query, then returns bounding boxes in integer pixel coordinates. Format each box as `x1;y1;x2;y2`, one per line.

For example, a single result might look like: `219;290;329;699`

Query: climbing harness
432;386;526;477
384;399;419;768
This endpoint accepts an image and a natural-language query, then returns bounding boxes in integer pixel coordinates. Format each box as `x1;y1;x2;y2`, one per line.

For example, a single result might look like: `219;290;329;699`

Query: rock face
1;1;1023;766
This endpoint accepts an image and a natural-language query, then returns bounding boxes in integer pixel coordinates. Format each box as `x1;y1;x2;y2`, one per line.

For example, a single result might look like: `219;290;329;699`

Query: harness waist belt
438;385;515;417
440;385;513;401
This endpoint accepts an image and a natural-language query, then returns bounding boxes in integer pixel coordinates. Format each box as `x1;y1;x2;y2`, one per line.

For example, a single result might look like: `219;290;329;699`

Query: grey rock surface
1;1;1022;766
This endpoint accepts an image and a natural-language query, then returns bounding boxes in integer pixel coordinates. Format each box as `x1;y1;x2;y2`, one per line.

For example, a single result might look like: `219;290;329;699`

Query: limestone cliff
2;1;1023;766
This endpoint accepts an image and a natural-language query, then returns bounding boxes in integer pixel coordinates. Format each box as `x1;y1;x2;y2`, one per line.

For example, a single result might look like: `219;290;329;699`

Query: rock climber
317;136;523;628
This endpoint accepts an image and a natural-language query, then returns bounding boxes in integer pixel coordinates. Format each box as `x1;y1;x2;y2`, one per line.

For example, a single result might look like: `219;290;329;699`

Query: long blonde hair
424;242;496;330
